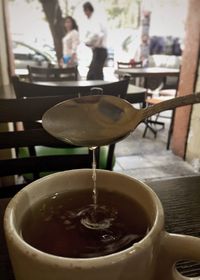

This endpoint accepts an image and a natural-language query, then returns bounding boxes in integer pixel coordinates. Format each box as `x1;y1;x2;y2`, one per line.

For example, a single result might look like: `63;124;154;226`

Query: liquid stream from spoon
91;146;97;208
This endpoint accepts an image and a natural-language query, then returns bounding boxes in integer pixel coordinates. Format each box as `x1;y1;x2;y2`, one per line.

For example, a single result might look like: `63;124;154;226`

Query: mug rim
4;169;164;267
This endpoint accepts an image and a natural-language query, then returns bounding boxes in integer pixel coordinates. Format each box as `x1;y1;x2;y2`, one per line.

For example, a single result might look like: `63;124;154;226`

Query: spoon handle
144;92;200;119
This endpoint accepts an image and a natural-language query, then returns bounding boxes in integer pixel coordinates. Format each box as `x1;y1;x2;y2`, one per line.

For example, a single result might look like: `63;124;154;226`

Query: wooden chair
12;75;79;99
117;61;143;69
117;60;142;82
12;75;129;99
12;76;130;172
158;76;178;98
117;61;143;99
27;65;78;82
0;97;94;198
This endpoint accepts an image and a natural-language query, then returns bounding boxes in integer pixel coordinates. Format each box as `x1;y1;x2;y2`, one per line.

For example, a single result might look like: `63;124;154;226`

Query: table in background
34;80;147;105
34;80;111;87
115;67;180;79
1;175;200;279
116;67;180;146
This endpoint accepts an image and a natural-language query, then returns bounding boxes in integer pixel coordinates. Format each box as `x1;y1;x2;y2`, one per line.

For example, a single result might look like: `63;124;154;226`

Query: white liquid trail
91;147;97;207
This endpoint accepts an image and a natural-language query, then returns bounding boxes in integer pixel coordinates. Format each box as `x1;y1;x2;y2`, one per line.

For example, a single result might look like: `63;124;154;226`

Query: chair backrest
27;65;78;82
88;79;129;99
117;61;142;81
0;97;93;198
12;76;129;100
117;61;142;69
12;75;79;99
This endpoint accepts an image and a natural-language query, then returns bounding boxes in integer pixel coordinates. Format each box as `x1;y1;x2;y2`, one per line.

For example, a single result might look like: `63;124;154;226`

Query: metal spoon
42;93;200;147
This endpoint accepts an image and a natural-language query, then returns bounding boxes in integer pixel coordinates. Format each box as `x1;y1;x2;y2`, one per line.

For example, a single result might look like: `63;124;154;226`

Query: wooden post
171;0;200;158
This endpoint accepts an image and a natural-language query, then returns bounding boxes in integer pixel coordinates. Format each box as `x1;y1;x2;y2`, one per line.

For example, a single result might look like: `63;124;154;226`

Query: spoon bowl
42;93;200;147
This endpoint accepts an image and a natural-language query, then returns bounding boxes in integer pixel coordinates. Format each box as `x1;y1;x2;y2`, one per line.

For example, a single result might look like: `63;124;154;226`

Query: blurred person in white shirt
61;16;80;67
83;2;107;80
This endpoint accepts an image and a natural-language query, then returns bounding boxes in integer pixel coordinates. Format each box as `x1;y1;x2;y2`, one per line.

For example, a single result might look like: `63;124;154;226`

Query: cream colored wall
0;0;9;86
186;60;200;171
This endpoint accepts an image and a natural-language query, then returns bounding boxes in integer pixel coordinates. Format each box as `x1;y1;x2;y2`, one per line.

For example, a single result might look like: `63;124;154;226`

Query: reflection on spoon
42;93;200;147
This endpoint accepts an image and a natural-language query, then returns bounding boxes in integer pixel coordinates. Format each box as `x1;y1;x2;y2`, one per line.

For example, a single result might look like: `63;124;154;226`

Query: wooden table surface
1;175;200;279
147;175;200;278
34;80;112;87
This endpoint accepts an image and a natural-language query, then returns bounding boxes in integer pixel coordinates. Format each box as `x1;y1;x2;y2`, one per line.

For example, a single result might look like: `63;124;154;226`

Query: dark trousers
87;47;107;80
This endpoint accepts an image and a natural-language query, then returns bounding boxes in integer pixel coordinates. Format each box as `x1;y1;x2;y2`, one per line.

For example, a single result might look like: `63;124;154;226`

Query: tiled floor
113;111;199;182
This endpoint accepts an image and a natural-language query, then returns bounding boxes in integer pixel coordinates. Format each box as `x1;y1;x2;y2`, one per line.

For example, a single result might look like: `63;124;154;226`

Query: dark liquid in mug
21;189;149;258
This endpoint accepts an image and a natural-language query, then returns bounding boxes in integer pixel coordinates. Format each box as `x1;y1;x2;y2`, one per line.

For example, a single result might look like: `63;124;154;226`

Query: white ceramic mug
4;169;200;280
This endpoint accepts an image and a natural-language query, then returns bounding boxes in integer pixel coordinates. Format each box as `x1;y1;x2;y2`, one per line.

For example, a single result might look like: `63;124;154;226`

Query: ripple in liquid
21;189;149;258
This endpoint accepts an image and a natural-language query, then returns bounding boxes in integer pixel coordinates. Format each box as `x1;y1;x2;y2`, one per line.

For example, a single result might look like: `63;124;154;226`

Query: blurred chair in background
27;65;78;82
12;76;130;172
0;97;93;198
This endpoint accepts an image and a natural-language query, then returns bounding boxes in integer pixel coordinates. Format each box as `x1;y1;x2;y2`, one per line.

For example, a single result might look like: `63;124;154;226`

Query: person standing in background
83;2;107;80
60;16;79;67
